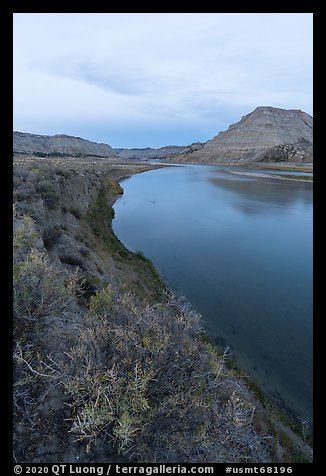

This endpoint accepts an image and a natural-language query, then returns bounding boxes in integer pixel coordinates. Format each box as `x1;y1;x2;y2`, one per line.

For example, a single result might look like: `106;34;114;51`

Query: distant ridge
13;131;118;158
14;106;313;164
173;106;313;164
114;145;185;160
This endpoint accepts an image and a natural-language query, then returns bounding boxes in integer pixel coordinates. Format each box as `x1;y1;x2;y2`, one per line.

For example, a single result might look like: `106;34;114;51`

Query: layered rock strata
173;107;313;164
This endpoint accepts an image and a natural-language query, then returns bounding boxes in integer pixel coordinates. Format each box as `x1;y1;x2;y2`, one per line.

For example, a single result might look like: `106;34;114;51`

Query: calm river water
112;164;313;423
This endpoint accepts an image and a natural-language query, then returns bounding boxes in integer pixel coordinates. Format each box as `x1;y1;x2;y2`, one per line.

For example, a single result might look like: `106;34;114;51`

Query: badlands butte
173;106;313;167
13;106;313;464
14;106;313;169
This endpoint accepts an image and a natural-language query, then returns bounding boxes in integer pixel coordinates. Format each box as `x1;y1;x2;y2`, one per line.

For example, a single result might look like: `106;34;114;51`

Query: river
112;164;313;424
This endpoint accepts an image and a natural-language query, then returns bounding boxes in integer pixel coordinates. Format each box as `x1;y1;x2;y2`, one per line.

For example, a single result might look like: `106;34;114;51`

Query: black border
6;6;320;472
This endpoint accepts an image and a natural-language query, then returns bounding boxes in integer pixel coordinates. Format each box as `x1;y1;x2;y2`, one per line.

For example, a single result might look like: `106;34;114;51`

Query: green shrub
13;212;38;255
88;285;112;316
64;290;270;463
36;180;60;210
135;250;147;261
13;249;75;322
86;183;128;258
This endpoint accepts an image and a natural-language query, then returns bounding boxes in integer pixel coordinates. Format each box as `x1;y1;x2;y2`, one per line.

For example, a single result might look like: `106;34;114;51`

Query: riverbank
237;161;313;182
162;158;313;180
113;162;313;424
242;162;313;173
13;155;312;463
227;169;313;182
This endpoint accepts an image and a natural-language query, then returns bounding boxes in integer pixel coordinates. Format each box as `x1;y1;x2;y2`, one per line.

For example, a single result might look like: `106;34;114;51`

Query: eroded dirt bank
13;155;312;463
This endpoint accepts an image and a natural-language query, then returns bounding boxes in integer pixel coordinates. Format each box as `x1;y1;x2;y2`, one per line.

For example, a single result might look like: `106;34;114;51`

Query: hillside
13;131;118;158
172;107;313;165
114;145;185;160
13;154;313;463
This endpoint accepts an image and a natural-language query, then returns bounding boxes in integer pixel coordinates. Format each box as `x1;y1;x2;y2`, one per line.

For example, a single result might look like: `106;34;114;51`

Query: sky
13;13;313;148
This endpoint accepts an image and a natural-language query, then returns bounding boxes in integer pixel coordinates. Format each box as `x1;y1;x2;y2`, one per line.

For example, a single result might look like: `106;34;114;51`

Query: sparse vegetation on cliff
86;180;127;257
63;289;272;462
12;155;313;463
13;207;271;463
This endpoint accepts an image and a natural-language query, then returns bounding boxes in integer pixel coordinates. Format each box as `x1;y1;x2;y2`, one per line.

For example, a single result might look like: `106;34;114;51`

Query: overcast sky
13;13;313;148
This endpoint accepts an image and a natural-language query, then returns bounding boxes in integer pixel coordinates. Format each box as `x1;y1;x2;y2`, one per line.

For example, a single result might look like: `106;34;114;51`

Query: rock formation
13;131;118;158
114;145;185;160
172;107;313;164
14;106;313;164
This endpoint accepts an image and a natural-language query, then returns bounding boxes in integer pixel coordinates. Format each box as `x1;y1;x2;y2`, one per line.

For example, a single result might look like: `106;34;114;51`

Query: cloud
13;13;313;147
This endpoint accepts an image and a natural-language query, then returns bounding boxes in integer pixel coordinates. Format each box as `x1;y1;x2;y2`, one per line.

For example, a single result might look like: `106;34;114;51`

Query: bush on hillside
12;207;271;463
13;209;81;443
13;210;78;322
64;289;270;462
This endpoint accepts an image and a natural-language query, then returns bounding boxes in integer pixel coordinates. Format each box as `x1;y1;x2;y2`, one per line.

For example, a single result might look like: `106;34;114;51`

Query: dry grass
63;289;271;462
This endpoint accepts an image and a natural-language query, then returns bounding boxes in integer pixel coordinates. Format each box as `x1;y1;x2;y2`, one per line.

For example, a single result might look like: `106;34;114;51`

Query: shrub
13;209;81;324
44;191;60;210
13;167;30;180
14;184;34;201
59;253;85;270
13;249;75;321
54;167;70;178
36;180;60;210
135;250;147;261
88;285;112;317
13;212;38;256
42;226;63;249
64;290;270;462
86;183;128;258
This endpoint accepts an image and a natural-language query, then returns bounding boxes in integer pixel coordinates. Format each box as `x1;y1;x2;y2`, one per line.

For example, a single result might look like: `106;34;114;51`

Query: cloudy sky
13;13;313;148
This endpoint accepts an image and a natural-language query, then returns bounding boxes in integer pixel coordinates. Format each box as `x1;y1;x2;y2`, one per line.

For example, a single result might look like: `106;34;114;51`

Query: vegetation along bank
13;155;313;463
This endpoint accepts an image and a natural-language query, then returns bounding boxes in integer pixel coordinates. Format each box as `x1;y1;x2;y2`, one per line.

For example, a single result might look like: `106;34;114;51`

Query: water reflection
210;172;312;216
113;164;313;423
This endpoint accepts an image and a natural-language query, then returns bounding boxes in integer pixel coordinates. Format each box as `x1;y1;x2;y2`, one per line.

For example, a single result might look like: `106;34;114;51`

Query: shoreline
161;159;313;181
226;169;313;182
111;181;313;461
112;170;311;431
13;155;313;462
239;161;313;173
